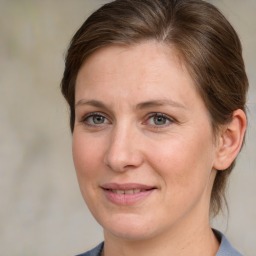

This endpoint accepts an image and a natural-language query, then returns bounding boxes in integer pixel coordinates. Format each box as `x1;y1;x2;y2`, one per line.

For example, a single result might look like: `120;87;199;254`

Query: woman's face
73;41;218;241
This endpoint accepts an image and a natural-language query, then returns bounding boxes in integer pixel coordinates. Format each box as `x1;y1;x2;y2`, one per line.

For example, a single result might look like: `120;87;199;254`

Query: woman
61;0;248;255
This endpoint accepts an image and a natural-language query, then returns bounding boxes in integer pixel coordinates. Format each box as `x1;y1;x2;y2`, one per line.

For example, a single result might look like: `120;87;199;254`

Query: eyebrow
75;99;186;110
136;99;186;110
75;99;109;109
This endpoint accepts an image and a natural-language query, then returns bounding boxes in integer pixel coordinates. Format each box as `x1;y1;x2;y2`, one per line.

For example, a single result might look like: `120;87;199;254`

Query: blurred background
0;0;255;255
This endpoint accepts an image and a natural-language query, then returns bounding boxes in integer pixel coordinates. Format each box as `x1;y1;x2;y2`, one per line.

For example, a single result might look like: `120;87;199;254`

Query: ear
213;109;247;171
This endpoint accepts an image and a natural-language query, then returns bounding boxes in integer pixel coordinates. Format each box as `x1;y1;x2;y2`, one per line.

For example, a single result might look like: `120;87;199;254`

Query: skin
72;41;246;256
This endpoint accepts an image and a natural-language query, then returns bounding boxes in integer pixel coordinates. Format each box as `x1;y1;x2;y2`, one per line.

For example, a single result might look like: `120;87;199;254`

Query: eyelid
80;112;111;125
79;111;176;129
144;112;175;127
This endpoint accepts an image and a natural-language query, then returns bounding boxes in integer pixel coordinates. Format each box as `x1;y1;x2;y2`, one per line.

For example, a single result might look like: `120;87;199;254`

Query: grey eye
153;115;167;125
92;115;106;124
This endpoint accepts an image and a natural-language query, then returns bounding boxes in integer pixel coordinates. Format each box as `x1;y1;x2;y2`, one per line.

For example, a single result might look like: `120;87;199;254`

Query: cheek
72;132;104;186
147;131;215;193
72;131;109;216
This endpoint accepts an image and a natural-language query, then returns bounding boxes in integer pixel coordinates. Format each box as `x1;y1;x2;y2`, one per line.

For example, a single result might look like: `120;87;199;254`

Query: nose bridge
104;121;143;172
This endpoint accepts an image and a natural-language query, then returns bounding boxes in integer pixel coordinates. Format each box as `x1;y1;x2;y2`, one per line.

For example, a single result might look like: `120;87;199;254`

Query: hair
61;0;248;216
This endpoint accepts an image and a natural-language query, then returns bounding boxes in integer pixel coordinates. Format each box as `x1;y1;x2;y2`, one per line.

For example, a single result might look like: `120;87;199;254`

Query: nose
104;124;144;172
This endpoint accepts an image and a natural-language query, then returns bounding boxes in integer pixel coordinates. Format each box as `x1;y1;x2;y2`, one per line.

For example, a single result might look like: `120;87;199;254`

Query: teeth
116;190;125;194
111;189;143;194
125;189;134;194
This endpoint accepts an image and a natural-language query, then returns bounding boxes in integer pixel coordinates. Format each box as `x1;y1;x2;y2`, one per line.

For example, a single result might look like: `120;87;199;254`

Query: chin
105;226;155;241
100;213;162;241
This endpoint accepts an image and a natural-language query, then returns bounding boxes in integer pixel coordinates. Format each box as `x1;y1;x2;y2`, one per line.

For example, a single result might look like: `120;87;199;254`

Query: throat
102;226;220;256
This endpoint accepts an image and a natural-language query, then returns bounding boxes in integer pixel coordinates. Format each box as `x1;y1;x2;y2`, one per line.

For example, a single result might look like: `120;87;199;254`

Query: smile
101;183;157;205
108;189;147;194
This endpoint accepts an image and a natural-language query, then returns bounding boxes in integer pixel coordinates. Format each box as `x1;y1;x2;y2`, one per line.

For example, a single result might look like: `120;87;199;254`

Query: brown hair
61;0;248;216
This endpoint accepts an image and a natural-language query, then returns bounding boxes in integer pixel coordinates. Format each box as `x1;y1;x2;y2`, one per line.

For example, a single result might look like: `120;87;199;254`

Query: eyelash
80;112;175;129
81;112;110;127
145;113;175;128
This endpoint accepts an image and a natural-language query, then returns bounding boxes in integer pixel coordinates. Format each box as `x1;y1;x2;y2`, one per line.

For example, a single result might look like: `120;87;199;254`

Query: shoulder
214;229;243;256
75;242;104;256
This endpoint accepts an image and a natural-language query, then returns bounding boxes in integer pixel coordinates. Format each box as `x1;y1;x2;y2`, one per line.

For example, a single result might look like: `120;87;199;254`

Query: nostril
104;151;144;172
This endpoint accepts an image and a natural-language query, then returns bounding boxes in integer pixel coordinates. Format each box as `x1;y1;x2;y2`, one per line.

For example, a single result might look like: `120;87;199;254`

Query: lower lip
102;189;155;206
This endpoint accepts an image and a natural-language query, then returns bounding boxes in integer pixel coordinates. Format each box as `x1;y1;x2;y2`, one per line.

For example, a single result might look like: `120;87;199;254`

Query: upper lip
101;183;157;191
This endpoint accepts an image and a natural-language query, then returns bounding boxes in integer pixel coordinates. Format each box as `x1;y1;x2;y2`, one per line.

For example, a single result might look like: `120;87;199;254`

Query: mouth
106;188;150;194
101;183;157;205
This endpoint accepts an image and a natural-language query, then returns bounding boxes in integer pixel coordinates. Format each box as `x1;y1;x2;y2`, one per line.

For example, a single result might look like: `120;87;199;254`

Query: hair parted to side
61;0;248;216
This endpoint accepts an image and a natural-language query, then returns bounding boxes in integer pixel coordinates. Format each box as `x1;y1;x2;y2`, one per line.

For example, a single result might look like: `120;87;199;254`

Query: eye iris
154;115;166;125
93;115;105;124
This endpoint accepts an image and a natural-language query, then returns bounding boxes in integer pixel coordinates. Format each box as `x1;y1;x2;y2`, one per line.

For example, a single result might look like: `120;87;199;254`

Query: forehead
75;41;201;109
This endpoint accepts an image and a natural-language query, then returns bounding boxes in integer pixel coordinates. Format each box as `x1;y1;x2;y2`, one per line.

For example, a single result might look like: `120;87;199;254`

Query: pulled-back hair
61;0;248;216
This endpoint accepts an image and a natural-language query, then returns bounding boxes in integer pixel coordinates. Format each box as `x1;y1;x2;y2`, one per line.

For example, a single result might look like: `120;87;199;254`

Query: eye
146;113;174;126
91;115;106;124
81;112;110;126
152;115;167;125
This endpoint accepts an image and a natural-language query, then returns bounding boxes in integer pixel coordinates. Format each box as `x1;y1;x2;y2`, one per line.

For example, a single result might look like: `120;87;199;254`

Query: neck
103;214;219;256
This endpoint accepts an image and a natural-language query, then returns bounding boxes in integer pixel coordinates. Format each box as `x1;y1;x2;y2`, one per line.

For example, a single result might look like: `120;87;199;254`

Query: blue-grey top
75;230;243;256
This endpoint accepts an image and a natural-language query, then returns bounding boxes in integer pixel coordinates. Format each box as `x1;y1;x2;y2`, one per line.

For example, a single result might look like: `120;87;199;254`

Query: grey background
0;0;255;255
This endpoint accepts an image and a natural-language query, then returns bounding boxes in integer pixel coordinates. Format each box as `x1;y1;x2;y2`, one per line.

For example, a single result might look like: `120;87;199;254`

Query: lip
101;183;157;206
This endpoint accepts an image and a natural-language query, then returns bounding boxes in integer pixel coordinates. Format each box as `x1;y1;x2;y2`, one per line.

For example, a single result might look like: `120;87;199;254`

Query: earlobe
213;109;247;171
